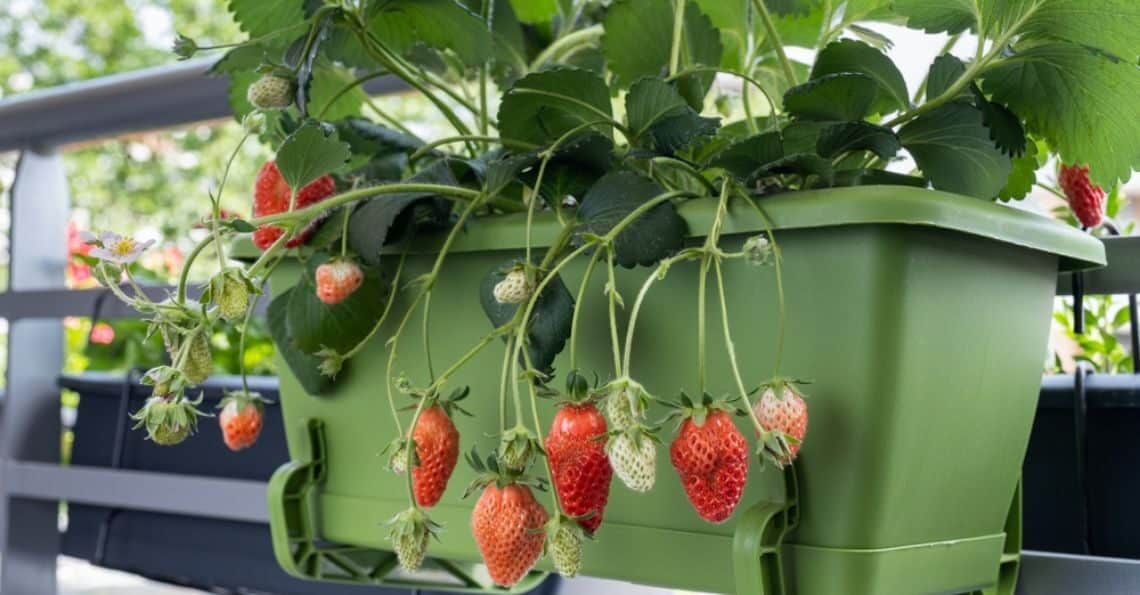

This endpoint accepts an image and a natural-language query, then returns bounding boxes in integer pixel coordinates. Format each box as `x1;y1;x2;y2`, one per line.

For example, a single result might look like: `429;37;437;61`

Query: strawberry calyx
463;447;548;498
130;392;209;446
661;391;740;428
550;369;601;406
497;423;543;472
216;389;268;413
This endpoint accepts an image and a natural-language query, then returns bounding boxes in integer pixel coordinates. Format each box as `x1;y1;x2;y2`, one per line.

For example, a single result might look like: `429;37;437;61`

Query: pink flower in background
89;323;115;345
67;221;94;287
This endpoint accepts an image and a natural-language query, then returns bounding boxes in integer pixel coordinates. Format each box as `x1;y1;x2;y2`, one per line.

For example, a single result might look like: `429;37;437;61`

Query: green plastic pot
261;186;1104;594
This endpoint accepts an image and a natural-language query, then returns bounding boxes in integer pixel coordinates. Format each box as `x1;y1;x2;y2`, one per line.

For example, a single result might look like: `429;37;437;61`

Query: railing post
0;149;69;593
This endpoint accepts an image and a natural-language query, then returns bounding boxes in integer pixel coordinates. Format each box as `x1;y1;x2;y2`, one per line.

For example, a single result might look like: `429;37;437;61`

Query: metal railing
0;56;1136;595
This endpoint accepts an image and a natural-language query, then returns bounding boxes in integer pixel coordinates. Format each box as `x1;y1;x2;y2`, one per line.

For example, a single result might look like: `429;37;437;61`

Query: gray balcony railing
0;56;1137;595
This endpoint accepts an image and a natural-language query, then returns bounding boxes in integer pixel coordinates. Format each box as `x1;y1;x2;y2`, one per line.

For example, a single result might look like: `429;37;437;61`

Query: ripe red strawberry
669;408;749;523
218;392;264;451
752;381;809;468
412;403;461;508
315;258;364;305
471;483;549;587
1058;164;1105;228
546;402;613;534
251;161;336;250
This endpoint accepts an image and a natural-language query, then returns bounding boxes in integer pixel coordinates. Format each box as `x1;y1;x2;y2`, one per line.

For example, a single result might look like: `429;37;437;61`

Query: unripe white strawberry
607;430;656;492
493;269;532;305
546;517;583;578
247;74;295;110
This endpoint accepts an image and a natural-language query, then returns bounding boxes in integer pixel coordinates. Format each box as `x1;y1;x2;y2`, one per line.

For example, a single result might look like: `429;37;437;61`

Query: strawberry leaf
576;172;688;268
625;78;720;154
816;121;900;160
810;39;909;115
708;131;784;179
508;0;558;22
602;0;722;97
982;43;1140;187
346;162;457;266
275;122;352;190
998;138;1044;202
267;287;336;395
498;69;614;146
898;103;1011;199
784;73;877;122
368;0;493;67
924;54;970;102
480;264;574;373
227;0;306;42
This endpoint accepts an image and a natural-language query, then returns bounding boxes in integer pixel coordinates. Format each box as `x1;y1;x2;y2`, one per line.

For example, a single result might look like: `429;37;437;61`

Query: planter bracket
267;418;550;593
974;479;1023;595
732;465;800;595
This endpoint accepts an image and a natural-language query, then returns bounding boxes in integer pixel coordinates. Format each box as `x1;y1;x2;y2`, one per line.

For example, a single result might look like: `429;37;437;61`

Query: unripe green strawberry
493;268;532;305
498;424;539;472
545;516;584;578
179;331;213;385
607;429;656;492
247;74;295;110
387;507;439;572
130;395;205;446
215;268;251;321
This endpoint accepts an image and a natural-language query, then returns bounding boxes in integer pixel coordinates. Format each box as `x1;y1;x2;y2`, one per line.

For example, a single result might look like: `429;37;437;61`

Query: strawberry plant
89;0;1139;587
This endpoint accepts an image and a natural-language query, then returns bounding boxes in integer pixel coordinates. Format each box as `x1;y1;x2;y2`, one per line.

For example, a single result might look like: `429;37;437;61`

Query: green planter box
263;186;1103;594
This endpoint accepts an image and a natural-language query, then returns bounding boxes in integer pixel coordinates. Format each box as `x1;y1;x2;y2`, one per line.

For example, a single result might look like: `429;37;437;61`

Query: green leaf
1005;1;1140;64
895;0;1140;64
498;68;614;146
779;121;827;155
898;103;1011;199
228;0;306;41
460;0;530;86
706;133;788;178
347;162;457;266
602;0;723;93
509;0;559;22
275;122;352;190
982;43;1140;187
480;263;574;372
576;172;688;268
784;73;877;121
626;78;719;153
891;0;977;34
998;138;1043;201
287;253;391;354
924;54;969;101
708;132;784;178
304;65;367;121
974;92;1026;157
336;118;425;156
810;39;909;115
817;121;901;160
267;287;336;395
369;0;493;67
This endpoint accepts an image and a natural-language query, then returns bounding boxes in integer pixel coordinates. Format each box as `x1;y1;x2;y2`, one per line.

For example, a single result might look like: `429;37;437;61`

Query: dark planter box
59;372;557;594
1023;373;1140;558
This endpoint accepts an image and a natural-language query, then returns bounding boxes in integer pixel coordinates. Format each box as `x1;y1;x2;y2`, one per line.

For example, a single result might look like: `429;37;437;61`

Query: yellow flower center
111;238;136;256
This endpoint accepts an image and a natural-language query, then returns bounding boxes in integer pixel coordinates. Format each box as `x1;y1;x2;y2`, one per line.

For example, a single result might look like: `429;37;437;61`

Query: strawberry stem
568;250;603;372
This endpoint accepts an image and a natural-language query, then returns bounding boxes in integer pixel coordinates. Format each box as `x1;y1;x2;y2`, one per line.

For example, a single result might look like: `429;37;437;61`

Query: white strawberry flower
87;231;155;265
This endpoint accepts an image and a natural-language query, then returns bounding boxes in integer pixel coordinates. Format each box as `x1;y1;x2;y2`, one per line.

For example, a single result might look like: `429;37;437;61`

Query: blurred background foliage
0;0;1132;381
